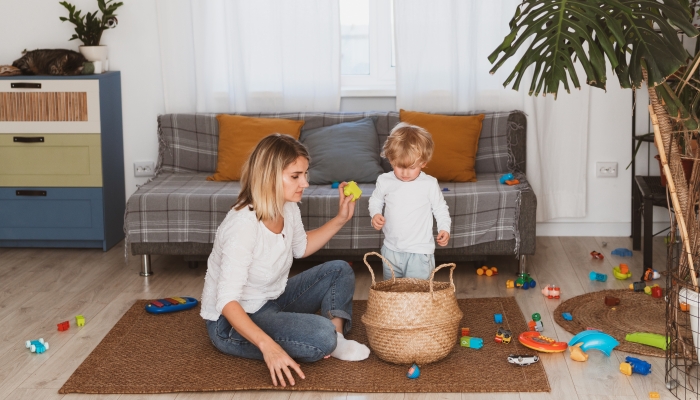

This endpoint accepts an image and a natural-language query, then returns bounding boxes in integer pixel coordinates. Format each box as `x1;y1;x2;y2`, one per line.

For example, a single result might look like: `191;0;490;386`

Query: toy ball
407;363;420;379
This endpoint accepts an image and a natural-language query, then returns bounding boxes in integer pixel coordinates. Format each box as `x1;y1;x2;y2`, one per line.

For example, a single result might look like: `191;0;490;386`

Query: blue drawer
0;188;104;241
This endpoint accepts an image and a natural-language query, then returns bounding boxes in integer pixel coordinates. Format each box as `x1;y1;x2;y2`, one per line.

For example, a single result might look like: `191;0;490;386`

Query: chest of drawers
0;72;124;250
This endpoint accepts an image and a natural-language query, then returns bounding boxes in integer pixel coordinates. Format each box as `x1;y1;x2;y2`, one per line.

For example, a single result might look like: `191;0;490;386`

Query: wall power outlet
596;162;618;178
134;161;155;177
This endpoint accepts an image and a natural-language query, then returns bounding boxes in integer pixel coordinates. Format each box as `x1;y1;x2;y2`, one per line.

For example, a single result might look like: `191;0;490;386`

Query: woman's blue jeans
206;260;355;363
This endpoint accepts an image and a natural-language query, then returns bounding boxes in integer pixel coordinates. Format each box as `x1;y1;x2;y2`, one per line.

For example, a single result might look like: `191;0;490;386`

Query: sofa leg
518;254;527;275
140;255;153;277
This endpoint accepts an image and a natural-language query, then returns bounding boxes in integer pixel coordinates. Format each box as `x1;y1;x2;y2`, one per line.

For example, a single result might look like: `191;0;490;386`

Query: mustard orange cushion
207;115;305;181
399;110;484;182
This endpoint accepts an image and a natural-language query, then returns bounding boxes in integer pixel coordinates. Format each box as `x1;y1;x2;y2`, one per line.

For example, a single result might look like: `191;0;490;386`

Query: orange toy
477;266;498;276
518;331;568;353
681;302;690;312
619;264;629;274
505;179;520;185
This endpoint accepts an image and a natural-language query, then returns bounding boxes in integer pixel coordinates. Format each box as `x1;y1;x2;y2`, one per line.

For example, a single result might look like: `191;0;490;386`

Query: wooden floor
0;236;675;400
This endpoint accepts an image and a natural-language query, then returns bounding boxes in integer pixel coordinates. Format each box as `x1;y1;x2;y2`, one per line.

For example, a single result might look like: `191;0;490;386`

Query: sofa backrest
156;111;527;176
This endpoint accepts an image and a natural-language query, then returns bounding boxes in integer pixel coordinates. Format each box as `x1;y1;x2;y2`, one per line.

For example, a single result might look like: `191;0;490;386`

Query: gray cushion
300;117;384;185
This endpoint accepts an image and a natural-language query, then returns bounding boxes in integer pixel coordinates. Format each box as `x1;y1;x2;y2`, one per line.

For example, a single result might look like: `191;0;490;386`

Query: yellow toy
477;266;498;276
505;279;514;289
75;315;85;327
569;343;588;362
649;392;660;399
343;181;362;201
612;264;632;280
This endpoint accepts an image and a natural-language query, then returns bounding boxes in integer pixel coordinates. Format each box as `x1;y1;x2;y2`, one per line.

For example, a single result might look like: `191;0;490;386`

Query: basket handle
429;263;457;297
363;251;396;286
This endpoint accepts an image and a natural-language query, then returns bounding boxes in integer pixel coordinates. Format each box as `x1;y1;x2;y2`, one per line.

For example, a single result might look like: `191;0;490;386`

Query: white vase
79;46;109;72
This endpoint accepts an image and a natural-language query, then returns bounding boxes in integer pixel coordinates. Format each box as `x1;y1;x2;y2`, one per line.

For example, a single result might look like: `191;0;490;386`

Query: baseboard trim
536;222;671;237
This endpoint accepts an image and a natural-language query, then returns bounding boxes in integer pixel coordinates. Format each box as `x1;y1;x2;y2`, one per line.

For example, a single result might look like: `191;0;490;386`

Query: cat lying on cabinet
12;49;86;76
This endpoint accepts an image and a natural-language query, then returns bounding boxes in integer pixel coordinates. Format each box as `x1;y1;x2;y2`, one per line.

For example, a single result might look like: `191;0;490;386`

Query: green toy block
625;332;668;350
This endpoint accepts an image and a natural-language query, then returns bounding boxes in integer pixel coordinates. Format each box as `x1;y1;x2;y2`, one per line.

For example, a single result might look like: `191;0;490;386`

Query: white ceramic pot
79;46;108;71
680;287;700;363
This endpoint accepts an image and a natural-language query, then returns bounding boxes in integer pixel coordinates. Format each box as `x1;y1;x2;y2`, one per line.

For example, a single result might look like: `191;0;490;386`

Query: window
339;0;396;96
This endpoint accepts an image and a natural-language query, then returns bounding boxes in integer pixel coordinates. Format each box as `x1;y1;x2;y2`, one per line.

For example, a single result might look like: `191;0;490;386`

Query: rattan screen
0;92;88;121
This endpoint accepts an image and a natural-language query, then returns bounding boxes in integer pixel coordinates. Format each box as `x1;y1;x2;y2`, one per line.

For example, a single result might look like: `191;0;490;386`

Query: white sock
330;332;370;361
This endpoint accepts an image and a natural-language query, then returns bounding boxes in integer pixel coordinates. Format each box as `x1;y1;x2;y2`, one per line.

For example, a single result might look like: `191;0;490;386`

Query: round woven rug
553;289;666;357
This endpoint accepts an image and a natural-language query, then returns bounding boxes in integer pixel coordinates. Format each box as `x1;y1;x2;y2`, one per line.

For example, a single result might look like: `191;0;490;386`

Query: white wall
0;0;666;236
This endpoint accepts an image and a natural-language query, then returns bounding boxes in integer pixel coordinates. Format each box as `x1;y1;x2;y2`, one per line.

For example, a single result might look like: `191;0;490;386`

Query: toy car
25;338;49;354
495;327;512;344
515;273;536;289
508;354;540;366
541;284;560;299
590;251;605;260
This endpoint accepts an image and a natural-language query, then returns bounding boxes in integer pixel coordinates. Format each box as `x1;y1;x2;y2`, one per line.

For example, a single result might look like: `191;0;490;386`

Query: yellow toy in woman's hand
343;181;362;201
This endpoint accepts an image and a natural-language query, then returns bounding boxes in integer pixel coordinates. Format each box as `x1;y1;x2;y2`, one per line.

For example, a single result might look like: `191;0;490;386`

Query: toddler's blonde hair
382;122;434;168
234;133;309;221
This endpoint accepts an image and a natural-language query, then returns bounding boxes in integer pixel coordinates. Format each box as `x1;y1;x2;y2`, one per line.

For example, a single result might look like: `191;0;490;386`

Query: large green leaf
489;0;699;97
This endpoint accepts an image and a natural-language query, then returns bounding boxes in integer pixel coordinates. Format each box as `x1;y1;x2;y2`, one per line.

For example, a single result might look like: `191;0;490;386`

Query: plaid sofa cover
126;111;530;253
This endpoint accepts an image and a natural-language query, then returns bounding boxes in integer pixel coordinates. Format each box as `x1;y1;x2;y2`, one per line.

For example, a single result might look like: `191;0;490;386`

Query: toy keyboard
145;297;198;314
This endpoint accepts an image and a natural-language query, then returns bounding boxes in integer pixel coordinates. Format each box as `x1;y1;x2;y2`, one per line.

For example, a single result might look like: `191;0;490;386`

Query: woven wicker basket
360;252;463;365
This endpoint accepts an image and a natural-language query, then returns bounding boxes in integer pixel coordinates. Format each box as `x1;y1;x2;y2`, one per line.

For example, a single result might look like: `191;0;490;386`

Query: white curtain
156;0;340;113
394;0;591;220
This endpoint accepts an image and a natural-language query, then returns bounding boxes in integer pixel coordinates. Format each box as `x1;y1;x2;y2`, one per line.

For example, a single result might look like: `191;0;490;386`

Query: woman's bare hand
260;340;305;387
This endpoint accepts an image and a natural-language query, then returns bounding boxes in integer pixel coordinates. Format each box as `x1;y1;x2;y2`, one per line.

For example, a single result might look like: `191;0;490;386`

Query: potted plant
59;0;123;68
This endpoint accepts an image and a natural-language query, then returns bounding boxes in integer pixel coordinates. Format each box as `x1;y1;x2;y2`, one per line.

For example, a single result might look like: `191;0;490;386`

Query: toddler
369;122;451;280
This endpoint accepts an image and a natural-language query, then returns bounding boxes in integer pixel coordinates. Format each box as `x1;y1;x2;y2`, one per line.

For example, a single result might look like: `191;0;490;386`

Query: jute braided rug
59;297;550;394
553;289;666;357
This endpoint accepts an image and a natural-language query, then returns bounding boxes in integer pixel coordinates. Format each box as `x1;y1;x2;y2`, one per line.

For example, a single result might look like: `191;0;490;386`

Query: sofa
124;111;536;276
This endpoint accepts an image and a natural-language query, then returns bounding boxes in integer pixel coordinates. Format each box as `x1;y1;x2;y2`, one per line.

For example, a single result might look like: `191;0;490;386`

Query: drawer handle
13;137;44;143
11;83;41;89
16;190;47;197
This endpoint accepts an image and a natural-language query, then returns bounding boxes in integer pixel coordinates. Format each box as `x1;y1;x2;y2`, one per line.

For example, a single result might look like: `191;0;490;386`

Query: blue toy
442;187;449;191
568;330;619;356
25;338;49;354
407;363;420;379
562;312;573;321
145;297;199;314
494;313;503;324
331;181;340;189
460;336;484;349
611;248;633;257
589;271;608;282
499;173;514;184
620;356;651;376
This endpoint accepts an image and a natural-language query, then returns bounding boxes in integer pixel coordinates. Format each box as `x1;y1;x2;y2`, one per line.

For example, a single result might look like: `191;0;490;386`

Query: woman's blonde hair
234;133;309;221
382;122;434;168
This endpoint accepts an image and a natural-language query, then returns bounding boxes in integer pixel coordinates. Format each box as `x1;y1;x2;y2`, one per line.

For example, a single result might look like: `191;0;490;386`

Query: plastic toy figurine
604;296;620;307
629;281;646;292
407;363;420;379
494;327;512;344
25;338;49;354
515;273;536;289
518;331;568;353
57;321;69;331
651;286;663;298
499;173;514;184
476;266;498;276
461;327;470;336
643;267;661;281
562;312;573;321
625;332;669;350
507;354;539;366
590;251;605;260
589;271;607;282
619;356;651;376
568;330;619;356
460;336;484;349
541;285;560;299
75;315;85;327
611;248;633;257
569;343;588;362
331;181;339;189
343;181;362;201
494;313;503;324
528;313;544;332
612;264;632;280
505;279;514;289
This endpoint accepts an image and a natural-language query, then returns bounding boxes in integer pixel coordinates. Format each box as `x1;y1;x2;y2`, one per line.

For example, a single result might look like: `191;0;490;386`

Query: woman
201;133;370;387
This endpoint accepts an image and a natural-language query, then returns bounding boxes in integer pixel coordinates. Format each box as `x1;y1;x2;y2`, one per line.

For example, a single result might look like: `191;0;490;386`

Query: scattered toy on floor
495;327;512;344
477;266;498;276
644;284;660;296
619;356;651;376
518;331;568;353
57;321;69;331
505;279;515;289
507;354;540;366
515;272;536;289
407;363;420;379
611;248;633;257
625;332;669;350
651;286;663;298
649;392;660;399
589;271;608;282
331;181;339;189
604;296;620;307
569;343;588;362
75;315;85;327
494;313;503;324
590;251;605;260
630;281;646;292
643;268;661;281
460;336;484;349
528;313;544;332
25;338;49;354
541;284;560;299
343;181;362;201
568;330;619;356
461;327;470;336
145;297;199;314
602;241;608;247
612;264;632;280
562;312;573;321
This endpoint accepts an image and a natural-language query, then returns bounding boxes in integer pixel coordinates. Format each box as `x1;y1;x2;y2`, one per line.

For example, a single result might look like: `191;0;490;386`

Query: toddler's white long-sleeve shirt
368;171;451;254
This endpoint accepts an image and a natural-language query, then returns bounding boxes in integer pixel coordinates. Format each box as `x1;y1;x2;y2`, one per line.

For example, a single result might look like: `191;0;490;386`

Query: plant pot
79;46;108;71
654;155;694;187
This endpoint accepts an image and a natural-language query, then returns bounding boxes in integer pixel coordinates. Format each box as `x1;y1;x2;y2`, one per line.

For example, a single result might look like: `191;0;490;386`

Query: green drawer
0;134;102;187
